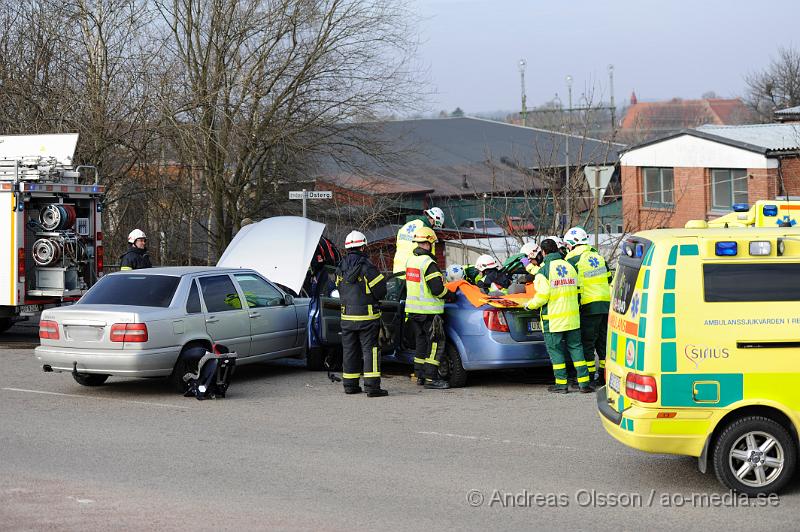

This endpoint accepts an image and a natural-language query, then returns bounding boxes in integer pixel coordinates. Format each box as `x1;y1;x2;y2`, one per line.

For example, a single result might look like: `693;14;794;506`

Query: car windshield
78;274;180;307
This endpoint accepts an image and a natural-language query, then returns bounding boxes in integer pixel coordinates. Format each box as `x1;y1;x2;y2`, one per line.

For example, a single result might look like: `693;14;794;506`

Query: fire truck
0;134;105;333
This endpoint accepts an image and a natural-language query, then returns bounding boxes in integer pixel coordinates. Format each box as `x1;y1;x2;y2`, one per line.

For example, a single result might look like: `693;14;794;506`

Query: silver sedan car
35;267;309;387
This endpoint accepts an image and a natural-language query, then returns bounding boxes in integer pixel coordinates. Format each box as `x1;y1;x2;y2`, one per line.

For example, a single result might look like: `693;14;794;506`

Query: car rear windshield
79;274;180;307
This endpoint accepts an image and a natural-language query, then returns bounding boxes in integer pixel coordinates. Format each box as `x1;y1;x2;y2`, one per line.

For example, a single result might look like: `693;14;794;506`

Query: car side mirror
283;294;294;306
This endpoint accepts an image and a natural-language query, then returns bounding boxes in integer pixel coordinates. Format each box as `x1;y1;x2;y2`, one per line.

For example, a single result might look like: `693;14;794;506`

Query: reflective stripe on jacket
525;252;580;332
392;217;434;274
405;251;446;315
336;251;387;321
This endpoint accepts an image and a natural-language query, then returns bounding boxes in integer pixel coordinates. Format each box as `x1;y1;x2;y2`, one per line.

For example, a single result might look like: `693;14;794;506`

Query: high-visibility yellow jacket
565;244;611;314
392;217;433;274
525;252;580;333
405;248;447;315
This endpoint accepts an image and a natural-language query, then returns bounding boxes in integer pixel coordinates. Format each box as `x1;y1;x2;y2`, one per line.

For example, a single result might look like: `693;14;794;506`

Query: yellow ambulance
598;207;800;495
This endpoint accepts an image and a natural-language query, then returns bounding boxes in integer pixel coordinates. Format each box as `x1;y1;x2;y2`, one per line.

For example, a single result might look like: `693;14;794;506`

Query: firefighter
525;238;593;394
405;226;453;389
120;229;152;270
474;254;511;294
335;231;388;397
392;207;445;277
564;226;611;386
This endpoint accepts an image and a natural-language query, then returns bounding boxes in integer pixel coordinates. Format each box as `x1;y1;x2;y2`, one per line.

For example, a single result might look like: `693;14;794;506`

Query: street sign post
583;165;615;247
289;189;333;217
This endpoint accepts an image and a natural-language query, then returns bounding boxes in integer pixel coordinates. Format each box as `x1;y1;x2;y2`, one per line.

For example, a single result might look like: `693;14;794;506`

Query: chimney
630;91;638;105
462;174;469;189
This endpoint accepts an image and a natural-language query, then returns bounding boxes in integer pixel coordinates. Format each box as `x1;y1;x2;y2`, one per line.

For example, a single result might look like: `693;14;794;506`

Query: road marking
1;387;188;410
417;431;581;452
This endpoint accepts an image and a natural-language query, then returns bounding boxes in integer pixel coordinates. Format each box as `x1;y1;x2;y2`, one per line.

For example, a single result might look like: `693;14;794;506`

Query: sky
412;0;798;115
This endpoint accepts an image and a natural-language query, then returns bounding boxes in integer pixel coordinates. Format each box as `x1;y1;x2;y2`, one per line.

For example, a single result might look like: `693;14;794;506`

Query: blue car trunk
503;308;542;342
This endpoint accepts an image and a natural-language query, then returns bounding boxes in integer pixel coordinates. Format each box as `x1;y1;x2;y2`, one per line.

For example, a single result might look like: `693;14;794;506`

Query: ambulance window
611;238;652;314
704;263;800;302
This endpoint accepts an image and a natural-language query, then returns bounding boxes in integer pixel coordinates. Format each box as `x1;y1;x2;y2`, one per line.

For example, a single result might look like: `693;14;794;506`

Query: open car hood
217;216;325;294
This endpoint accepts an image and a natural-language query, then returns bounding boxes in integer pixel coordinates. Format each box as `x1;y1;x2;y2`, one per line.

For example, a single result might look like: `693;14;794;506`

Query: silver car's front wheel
713;416;796;495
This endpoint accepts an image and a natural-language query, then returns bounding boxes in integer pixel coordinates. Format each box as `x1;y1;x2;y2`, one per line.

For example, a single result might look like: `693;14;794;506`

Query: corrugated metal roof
775;105;800;115
696;123;800;152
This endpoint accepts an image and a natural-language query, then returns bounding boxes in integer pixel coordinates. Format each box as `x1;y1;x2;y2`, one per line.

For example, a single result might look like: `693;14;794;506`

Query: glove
520;257;530;267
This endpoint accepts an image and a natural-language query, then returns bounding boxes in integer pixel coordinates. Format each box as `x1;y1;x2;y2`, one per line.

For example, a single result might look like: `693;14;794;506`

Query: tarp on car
446;280;535;309
217;216;325;295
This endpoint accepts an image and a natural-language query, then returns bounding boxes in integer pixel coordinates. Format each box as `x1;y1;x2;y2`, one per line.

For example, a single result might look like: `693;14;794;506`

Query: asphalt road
1;323;798;531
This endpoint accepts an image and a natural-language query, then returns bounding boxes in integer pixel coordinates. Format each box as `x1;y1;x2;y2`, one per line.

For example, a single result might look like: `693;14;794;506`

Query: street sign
289;189;333;217
583;165;614;200
288;190;333;200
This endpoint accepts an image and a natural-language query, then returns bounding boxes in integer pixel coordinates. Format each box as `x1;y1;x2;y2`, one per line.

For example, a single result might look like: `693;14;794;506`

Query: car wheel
0;318;12;333
439;342;467;388
169;345;206;393
72;373;109;386
713;415;796;495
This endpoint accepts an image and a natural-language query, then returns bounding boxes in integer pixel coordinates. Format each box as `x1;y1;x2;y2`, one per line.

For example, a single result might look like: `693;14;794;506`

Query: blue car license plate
527;320;541;332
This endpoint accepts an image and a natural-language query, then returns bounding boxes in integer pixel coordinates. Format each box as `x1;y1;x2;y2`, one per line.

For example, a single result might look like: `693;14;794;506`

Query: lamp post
564;75;573;229
519;59;527;126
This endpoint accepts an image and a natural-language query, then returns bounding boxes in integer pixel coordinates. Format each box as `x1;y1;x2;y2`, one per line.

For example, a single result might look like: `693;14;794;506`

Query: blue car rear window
79;275;180;307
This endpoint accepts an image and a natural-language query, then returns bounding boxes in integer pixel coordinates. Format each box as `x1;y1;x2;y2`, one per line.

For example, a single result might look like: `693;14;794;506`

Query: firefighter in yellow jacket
405;226;453;390
392;207;445;276
525;238;593;394
564;226;612;386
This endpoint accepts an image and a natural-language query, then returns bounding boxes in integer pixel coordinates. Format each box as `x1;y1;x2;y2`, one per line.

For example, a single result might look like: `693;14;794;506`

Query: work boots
424;378;450;390
547;385;568;394
344;386;363;395
366;388;389;397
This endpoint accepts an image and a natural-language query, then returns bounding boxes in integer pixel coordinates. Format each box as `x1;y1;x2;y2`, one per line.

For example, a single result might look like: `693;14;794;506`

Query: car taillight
39;320;60;340
18;247;24;281
483;309;510;332
625;372;658;403
110;323;148;343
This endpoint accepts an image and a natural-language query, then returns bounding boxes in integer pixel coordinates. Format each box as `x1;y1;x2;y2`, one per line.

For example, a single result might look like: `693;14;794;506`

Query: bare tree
746;46;800;121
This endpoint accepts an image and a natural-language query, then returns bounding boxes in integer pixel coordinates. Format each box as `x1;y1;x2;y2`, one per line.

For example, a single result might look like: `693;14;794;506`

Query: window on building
711;169;748;210
642;168;674;206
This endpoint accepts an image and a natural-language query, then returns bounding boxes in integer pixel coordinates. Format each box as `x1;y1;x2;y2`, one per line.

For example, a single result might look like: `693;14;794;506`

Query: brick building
620;124;800;230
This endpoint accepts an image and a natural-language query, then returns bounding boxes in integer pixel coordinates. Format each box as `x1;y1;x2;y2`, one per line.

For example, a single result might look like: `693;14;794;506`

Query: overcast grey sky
413;0;797;114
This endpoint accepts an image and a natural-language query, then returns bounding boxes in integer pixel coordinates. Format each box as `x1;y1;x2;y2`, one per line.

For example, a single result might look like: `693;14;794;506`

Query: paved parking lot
2;323;799;531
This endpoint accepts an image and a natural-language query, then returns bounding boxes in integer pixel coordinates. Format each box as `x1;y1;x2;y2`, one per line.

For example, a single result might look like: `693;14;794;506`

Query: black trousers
408;313;445;380
341;319;381;390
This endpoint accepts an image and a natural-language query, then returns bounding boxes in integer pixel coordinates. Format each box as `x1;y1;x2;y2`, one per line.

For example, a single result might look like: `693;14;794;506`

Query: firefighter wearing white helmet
120;229;152;270
474;254;511;294
405;225;454;389
335;230;388;397
563;226;611;385
392;207;445;276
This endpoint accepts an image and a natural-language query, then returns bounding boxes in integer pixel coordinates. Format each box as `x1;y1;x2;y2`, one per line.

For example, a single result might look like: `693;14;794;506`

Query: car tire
712;415;796;496
72;373;109;386
169;344;206;393
440;342;467;388
0;318;12;333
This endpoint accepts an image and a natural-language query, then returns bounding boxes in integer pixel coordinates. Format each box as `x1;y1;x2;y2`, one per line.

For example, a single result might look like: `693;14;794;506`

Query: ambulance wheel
439;343;467;388
713;416;796;495
0;318;12;333
72;373;109;386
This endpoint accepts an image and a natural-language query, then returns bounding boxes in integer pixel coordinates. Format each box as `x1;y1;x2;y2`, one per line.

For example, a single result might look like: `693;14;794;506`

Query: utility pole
564;75;573;229
594;167;601;248
519;59;528;126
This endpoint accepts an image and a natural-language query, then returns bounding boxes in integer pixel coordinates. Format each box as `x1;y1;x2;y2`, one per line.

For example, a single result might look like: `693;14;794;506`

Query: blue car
312;276;551;387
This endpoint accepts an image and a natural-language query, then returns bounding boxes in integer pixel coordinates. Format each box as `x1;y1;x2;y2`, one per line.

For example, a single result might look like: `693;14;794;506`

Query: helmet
564;226;589;247
519;241;541;258
412;227;438;244
475;254;499;272
445;264;465;282
424;207;445;228
344;230;368;249
128;229;147;243
541;235;564;248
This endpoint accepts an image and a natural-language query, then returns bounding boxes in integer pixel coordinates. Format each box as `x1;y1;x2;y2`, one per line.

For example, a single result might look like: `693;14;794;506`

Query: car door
197;274;251;357
233;272;300;359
